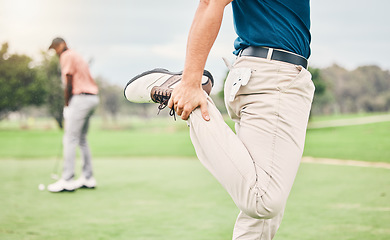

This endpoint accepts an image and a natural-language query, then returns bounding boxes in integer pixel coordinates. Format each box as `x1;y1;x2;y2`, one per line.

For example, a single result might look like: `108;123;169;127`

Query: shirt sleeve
60;53;75;85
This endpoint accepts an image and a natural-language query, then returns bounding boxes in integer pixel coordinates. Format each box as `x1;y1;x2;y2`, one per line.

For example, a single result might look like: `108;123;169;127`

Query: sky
1;0;389;92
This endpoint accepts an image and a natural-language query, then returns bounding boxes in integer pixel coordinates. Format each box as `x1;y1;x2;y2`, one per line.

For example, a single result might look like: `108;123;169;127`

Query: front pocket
224;68;252;103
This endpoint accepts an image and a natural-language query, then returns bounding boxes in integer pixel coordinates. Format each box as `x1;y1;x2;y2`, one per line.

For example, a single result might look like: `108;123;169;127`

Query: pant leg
79;96;99;179
233;210;284;240
188;56;314;239
62;95;99;180
189;97;260;217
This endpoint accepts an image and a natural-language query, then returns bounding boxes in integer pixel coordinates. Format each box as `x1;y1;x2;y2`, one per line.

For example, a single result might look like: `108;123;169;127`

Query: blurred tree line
0;42;151;128
310;64;390;115
0;43;48;120
1;41;389;129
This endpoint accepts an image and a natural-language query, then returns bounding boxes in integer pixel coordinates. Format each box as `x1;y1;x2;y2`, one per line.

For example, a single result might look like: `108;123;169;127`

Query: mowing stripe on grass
302;157;390;169
308;114;390;129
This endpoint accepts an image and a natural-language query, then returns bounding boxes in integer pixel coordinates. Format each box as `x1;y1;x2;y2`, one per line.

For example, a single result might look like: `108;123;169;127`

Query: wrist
181;70;204;88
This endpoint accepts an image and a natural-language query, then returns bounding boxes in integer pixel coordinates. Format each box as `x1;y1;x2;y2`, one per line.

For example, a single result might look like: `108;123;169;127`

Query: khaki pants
63;94;99;181
188;56;315;239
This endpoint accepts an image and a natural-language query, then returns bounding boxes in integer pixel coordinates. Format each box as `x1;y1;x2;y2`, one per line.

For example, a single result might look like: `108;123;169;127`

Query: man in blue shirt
125;0;314;239
169;1;314;239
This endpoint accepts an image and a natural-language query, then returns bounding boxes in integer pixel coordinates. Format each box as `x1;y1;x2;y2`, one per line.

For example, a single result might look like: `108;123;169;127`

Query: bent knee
241;194;286;219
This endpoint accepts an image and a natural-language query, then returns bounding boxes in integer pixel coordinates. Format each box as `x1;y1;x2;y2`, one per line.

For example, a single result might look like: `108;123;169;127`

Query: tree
0;43;48;120
320;64;390;114
96;77;121;122
308;67;332;115
38;52;64;128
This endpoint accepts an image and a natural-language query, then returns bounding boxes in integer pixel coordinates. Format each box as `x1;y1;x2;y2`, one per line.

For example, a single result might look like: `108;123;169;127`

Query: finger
181;109;190;120
200;101;210;121
181;114;189;120
167;97;174;109
181;104;196;120
176;104;183;116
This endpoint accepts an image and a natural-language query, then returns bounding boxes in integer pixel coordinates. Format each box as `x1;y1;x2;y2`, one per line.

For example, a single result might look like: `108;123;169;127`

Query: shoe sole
49;189;75;193
124;68;214;101
79;185;96;189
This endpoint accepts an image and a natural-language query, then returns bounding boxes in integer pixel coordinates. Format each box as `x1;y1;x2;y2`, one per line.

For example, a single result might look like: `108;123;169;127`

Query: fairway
1;114;389;239
1;117;390;162
304;121;390;162
0;158;389;240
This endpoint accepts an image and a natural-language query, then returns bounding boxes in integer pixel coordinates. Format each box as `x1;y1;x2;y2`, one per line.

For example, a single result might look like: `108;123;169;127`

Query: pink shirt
60;49;98;95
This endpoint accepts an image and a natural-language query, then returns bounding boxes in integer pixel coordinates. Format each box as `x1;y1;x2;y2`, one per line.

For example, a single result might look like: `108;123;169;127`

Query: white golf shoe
73;176;96;189
124;68;214;119
47;179;76;192
124;68;214;104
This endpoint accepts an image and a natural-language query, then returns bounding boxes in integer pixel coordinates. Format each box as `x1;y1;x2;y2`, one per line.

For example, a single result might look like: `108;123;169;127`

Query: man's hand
167;0;231;121
168;80;210;121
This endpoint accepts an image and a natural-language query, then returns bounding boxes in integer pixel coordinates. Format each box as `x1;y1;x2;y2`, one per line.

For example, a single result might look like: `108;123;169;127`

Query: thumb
200;101;210;121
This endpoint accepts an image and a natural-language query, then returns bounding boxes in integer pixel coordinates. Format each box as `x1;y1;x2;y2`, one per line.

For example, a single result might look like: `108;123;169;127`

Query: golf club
51;139;62;180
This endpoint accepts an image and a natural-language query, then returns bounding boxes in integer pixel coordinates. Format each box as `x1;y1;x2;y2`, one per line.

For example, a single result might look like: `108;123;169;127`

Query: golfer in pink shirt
48;37;99;192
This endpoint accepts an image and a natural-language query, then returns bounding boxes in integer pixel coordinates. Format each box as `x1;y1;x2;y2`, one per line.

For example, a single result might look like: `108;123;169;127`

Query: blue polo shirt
232;0;311;59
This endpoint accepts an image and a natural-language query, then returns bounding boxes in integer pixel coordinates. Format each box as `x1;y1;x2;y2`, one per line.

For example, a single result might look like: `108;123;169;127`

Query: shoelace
153;90;176;121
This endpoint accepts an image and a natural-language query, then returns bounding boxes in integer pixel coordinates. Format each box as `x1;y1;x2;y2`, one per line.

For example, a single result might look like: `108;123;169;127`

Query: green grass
304;121;390;162
0;117;196;159
0;115;389;162
0;158;389;240
0;158;236;240
276;163;390;240
309;112;390;122
1;114;389;239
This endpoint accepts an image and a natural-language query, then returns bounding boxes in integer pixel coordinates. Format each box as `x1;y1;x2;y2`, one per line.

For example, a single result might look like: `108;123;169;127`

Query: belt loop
222;57;233;70
238;48;244;57
266;48;273;60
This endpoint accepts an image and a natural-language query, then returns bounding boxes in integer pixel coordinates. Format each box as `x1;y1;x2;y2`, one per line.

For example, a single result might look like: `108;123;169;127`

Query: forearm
64;74;73;106
182;0;231;86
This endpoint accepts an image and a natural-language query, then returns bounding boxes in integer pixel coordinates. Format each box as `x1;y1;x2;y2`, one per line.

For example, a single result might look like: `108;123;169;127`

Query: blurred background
1;0;390;123
1;0;390;124
0;1;389;240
